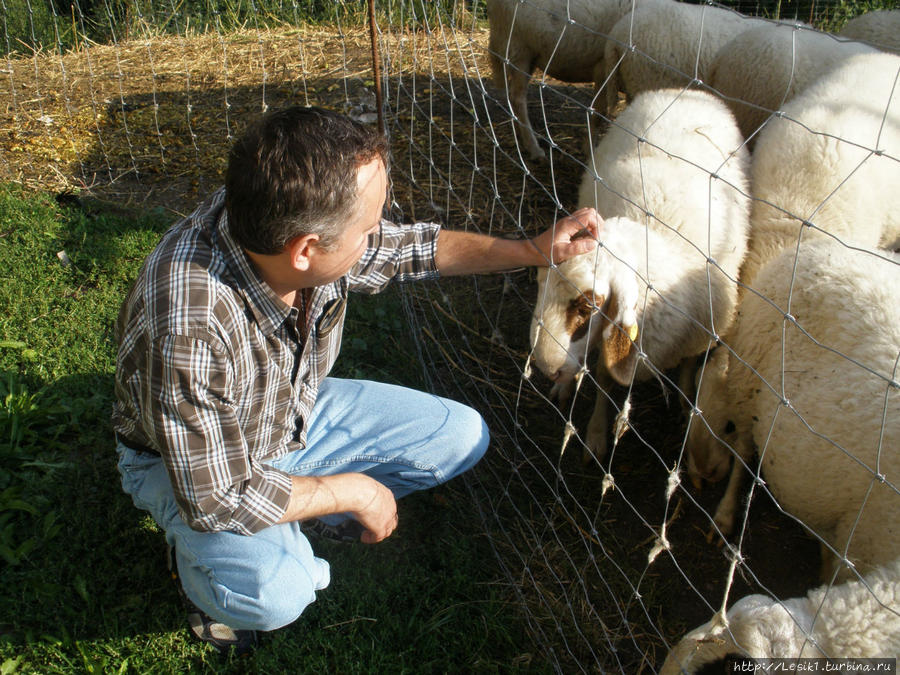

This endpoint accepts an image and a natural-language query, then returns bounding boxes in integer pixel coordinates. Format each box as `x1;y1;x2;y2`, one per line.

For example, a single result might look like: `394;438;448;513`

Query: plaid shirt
113;187;440;535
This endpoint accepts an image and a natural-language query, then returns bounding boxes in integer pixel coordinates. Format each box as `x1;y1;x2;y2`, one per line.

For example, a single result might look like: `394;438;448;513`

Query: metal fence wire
2;0;898;671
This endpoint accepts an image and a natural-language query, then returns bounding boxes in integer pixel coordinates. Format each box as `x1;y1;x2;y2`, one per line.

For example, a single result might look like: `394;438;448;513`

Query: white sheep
708;22;875;141
486;0;640;160
530;88;750;461
660;556;900;673
601;1;759;117
739;51;900;289
688;53;900;512
838;9;900;55
689;239;900;580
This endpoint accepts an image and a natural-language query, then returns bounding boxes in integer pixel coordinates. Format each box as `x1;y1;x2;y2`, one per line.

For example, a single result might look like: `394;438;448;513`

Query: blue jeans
116;378;489;631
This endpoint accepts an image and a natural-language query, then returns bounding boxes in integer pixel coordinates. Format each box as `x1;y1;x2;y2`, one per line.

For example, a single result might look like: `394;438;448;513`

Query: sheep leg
677;355;699;414
584;370;612;465
586;60;614;154
600;42;623;119
707;457;743;542
506;67;545;161
707;437;753;542
550;378;575;409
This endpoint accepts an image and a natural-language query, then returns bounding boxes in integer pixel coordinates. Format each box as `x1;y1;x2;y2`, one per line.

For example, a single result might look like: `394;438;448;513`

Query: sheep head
530;217;642;390
530;255;604;393
660;594;820;673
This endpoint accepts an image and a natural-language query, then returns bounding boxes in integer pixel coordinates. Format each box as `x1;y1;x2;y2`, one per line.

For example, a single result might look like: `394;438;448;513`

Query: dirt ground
1;23;824;672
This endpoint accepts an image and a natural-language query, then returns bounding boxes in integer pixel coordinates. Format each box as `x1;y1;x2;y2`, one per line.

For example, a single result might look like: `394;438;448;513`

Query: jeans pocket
117;444;163;501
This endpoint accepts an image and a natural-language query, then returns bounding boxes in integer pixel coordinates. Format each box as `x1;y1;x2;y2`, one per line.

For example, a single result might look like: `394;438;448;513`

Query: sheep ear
601;292;638;374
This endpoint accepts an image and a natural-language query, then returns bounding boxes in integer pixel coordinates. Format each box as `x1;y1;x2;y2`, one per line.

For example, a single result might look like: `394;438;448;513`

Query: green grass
3;0;479;56
0;184;538;674
6;0;890;58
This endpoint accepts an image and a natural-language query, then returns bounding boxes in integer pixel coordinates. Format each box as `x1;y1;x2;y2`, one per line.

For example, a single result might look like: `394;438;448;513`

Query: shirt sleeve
146;333;292;535
347;219;441;293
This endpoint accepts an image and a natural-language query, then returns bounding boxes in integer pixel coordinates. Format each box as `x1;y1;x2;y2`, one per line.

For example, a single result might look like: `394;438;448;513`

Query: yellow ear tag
628;324;638;342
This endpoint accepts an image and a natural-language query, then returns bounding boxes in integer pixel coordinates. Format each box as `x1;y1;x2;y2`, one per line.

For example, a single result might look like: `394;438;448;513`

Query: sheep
660;556;900;673
529;88;750;461
689;238;900;580
485;0;641;161
687;53;900;516
708;22;876;142
739;51;900;289
600;1;760;118
838;9;900;56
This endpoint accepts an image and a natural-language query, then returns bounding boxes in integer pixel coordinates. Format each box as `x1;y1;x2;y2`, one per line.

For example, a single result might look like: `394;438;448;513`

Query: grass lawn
0;184;540;674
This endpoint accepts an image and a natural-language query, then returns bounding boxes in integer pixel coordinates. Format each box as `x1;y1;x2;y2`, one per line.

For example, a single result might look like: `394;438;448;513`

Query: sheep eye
572;299;593;321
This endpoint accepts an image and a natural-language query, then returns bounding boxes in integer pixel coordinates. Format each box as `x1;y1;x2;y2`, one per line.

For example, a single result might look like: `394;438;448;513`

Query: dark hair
225;106;388;255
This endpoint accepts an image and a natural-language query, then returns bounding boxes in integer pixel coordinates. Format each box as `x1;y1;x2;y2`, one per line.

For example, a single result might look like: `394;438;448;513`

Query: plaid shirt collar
206;193;351;340
212;210;295;338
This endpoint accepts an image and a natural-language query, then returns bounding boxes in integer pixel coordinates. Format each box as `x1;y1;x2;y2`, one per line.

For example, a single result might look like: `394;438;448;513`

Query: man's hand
434;206;604;275
349;473;399;544
278;472;398;543
530;207;603;266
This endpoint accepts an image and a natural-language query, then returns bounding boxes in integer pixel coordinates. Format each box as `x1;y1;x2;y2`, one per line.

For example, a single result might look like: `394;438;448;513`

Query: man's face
310;157;387;284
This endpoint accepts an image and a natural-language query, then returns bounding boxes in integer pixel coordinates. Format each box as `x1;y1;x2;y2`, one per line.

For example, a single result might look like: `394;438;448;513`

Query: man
113;105;601;652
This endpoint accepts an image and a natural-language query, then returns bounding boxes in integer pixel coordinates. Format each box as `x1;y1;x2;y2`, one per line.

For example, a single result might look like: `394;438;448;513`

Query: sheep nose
549;369;562;382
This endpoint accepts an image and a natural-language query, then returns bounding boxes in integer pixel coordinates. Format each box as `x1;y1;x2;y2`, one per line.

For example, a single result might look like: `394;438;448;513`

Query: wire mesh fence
2;0;898;671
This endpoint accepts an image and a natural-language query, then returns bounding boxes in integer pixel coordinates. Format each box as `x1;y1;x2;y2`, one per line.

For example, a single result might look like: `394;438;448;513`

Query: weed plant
2;0;480;55
5;0;895;57
0;184;533;674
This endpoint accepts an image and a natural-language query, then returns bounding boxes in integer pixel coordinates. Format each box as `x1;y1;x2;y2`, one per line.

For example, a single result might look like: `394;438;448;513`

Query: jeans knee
233;585;313;633
449;403;490;472
182;546;330;632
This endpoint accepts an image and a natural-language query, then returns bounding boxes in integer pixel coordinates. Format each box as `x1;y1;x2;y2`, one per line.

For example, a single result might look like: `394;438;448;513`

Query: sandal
167;545;258;655
186;607;258;655
300;518;366;543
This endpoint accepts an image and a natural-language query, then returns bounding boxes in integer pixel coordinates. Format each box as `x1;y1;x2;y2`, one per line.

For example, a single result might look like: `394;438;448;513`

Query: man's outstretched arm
434;207;603;276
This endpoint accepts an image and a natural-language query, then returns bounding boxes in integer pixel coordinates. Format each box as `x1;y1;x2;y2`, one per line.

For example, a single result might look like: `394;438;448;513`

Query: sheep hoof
585;428;608;466
527;146;547;162
707;510;736;545
705;527;721;546
549;380;574;408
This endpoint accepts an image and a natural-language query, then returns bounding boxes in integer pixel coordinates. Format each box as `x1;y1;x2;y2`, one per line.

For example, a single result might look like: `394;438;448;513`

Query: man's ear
286;233;319;272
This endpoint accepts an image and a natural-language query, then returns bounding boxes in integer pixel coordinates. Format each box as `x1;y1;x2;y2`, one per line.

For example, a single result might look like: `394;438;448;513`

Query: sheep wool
530;88;750;460
661;557;900;673
708;22;875;140
687;52;900;538
838;9;900;55
742;51;900;289
728;239;899;580
486;0;640;160
602;1;760;116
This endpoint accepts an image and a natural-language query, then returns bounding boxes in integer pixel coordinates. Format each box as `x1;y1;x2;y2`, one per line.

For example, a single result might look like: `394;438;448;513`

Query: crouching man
112;105;601;652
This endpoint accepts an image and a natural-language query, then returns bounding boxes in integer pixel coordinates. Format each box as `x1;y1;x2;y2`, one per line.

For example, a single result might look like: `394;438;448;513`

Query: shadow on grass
0;34;833;669
0;368;533;673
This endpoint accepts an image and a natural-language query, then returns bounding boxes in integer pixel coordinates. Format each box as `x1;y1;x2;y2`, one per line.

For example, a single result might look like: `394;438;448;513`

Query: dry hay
1;22;824;671
0;23;495;210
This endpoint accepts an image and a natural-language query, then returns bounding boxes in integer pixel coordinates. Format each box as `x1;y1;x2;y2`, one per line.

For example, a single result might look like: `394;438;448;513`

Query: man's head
225;106;389;256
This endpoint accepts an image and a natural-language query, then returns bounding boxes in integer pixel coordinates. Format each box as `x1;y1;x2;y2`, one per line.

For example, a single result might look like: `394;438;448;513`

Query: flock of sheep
485;0;900;669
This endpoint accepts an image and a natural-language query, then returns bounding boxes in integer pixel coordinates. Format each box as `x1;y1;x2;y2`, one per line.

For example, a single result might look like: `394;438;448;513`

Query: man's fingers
360;506;398;544
573;236;598;253
566;207;603;241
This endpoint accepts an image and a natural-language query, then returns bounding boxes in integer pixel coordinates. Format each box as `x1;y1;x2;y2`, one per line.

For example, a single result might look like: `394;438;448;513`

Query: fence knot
601;472;615;496
665;466;681;500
